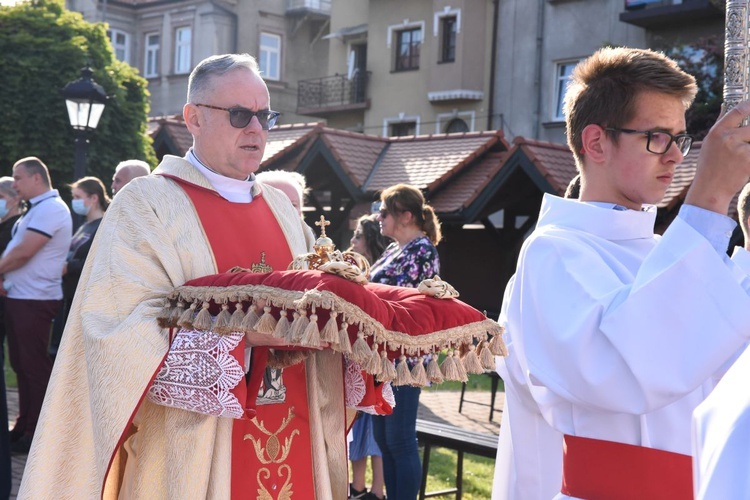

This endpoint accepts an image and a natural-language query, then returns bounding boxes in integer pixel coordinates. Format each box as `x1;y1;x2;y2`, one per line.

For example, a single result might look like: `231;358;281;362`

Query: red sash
561;434;692;500
170;177;316;499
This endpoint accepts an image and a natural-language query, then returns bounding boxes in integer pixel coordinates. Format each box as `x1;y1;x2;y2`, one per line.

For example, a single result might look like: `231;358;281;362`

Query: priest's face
185;68;270;180
598;90;686;210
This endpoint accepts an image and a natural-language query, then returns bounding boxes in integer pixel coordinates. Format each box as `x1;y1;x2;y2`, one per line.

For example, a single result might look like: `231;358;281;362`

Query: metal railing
297;71;370;111
286;0;331;14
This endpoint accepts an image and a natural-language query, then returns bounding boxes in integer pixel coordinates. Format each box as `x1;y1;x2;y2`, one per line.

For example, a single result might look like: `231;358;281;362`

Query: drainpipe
533;0;545;139
487;0;499;131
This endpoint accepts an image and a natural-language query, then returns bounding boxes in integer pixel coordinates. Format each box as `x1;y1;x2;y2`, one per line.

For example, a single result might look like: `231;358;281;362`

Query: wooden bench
416;418;498;499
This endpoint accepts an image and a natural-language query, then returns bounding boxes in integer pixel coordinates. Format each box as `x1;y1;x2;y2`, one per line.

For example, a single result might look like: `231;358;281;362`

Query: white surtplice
492;194;750;500
692;246;750;500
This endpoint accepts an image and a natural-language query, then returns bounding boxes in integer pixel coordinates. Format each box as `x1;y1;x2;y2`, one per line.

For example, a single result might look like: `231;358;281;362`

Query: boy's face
599;90;687;210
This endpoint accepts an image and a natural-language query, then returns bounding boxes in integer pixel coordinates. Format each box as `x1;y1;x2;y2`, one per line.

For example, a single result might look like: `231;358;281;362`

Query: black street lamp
60;66;108;181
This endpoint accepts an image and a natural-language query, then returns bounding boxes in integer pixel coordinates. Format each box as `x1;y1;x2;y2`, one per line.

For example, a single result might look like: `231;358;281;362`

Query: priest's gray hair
187;53;262;103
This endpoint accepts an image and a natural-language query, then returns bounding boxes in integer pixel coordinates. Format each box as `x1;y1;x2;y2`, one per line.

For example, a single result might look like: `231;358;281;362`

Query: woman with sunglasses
370;184;441;500
347;214;392;500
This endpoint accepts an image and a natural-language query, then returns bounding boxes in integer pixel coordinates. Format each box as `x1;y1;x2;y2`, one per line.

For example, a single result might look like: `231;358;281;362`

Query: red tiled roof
262;122;323;165
513;137;578;196
319;130;388;188
150;115;193;155
429;151;508;213
366;132;506;192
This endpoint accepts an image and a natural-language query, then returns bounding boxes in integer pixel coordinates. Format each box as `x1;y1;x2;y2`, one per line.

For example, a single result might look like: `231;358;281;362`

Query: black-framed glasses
605;127;693;157
195;103;281;130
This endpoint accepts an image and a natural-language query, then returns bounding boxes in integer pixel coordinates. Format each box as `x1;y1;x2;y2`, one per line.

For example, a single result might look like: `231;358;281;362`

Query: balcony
286;0;331;17
297;72;370;116
620;0;722;28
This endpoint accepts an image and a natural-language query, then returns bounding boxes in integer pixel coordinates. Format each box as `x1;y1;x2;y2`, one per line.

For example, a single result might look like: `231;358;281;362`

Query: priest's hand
687;100;750;215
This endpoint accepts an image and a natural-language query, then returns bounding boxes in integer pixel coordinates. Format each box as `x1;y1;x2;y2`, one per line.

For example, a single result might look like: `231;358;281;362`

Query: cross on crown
315;215;331;238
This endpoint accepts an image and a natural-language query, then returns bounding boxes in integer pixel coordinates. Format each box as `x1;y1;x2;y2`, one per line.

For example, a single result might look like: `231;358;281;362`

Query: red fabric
561;434;692;500
181;269;489;359
357;373;392;415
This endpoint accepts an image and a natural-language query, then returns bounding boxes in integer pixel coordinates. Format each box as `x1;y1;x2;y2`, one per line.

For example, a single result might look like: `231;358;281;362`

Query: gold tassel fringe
351;331;371;365
320;311;339;344
462;345;485;374
228;303;245;330
440;351;460;381
193;302;213;331
453;350;469;382
410;358;429;387
290;310;310;342
274;309;291;340
479;341;496;370
214;303;232;330
255;306;278;334
300;309;321;347
426;354;444;384
394;355;414;386
241;305;261;331
337;321;352;354
377;350;397;383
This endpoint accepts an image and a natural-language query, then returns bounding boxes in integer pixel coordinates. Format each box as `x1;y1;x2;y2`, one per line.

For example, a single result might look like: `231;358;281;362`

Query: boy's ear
581;124;607;163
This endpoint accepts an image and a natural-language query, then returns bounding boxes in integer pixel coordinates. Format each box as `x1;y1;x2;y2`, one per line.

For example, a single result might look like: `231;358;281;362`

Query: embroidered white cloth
344;359;395;415
147;328;245;418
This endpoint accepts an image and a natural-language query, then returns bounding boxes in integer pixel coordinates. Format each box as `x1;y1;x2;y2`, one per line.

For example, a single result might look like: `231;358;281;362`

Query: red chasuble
168;177;317;500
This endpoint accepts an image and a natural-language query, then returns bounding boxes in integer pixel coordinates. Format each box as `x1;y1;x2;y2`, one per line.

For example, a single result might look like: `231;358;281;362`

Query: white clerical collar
583;201;656;213
186;149;255;203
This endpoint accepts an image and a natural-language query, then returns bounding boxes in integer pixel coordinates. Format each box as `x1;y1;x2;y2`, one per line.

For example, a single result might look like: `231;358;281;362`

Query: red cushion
171;269;497;359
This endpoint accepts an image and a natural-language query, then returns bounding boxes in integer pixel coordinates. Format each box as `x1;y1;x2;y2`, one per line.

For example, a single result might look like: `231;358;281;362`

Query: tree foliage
0;0;155;191
666;35;724;141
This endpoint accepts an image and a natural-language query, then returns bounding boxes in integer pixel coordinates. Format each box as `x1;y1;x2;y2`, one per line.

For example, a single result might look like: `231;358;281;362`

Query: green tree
0;0;156;191
666;35;724;141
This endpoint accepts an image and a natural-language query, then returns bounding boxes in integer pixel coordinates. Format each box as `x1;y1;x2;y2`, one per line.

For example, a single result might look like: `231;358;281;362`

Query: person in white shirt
0;157;71;454
692;181;750;499
493;47;750;499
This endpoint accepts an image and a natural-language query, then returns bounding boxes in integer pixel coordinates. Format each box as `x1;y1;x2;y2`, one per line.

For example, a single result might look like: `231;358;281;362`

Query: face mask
72;199;90;216
0;200;8;219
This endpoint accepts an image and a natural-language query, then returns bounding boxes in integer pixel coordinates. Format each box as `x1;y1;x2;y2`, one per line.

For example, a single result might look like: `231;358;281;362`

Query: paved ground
7;385;504;497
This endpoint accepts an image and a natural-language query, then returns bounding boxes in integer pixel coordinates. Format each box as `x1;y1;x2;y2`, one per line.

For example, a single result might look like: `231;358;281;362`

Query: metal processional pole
724;1;750;125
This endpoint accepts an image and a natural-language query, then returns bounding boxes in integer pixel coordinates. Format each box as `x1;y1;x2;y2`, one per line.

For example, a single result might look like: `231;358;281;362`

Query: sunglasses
195;103;281;130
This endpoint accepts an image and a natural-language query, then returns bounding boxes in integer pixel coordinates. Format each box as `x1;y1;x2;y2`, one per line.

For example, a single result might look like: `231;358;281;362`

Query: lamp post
60;66;108;181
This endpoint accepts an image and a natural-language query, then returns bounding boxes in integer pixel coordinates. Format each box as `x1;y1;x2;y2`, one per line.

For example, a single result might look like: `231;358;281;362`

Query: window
554;61;578;120
259;32;281;81
144;33;160;78
108;29;130;63
395;27;421;71
439;16;457;63
174;27;192;74
445;118;469;133
390;121;417;137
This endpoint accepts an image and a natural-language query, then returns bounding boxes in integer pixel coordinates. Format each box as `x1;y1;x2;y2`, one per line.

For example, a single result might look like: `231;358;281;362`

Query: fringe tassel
337;321;352;354
453;350;469;382
290;310;310;342
241;304;261;331
284;311;300;343
178;302;198;328
479;341;496;370
440;351;461;381
376;350;397;383
255;306;278;334
193;302;213;331
489;333;507;356
462;345;485;374
300;309;321;347
228;303;245;330
426;353;444;384
274;309;291;340
171;301;185;322
410;357;429;387
366;343;382;376
351;331;371;365
394;355;414;386
320;311;339;344
214;303;232;330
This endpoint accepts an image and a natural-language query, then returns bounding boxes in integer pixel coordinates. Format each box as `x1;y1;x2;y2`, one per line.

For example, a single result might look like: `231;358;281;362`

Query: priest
18;53;352;499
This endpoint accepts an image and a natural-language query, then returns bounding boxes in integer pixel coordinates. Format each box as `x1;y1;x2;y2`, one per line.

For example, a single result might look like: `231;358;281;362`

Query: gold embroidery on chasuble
245;408;300;499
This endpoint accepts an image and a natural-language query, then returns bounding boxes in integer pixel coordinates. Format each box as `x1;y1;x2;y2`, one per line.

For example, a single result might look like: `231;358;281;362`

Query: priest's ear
580;124;607;164
184;103;202;136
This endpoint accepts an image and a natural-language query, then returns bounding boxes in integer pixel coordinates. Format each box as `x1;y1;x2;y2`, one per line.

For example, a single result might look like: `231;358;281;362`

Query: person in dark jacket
49;176;110;359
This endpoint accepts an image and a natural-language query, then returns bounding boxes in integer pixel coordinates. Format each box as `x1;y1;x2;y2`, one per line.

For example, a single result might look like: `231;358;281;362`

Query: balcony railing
297;72;370;115
620;0;722;28
286;0;331;16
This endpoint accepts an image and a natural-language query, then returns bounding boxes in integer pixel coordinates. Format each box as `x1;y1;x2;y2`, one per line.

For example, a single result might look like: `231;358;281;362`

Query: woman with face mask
49;176;110;359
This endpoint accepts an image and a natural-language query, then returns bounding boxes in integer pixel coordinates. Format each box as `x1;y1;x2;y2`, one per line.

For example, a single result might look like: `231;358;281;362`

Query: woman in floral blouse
370;183;441;500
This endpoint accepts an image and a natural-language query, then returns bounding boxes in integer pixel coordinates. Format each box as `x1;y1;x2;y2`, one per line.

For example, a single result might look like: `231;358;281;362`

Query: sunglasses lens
228;108;253;128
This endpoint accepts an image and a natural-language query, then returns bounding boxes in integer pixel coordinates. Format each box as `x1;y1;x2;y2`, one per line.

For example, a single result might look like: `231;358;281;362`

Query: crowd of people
1;45;750;500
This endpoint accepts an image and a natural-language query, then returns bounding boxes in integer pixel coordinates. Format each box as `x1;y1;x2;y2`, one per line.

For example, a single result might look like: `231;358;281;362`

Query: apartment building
65;0;331;122
492;0;724;145
297;0;497;136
